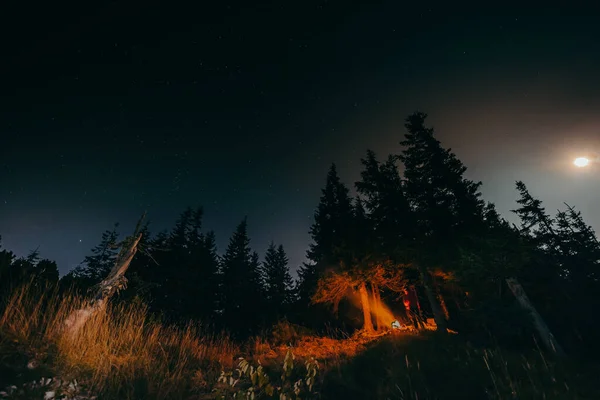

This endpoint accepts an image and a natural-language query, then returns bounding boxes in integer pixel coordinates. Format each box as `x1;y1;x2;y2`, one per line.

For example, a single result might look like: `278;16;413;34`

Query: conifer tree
193;231;221;318
68;224;120;290
397;112;486;331
306;164;354;265
34;259;59;283
220;218;264;336
142;207;220;322
263;242;294;322
165;207;197;316
400;112;486;244
298;164;353;300
138;230;171;313
512;181;557;240
296;164;354;329
511;181;563;284
356;150;414;258
555;204;600;286
0;246;59;291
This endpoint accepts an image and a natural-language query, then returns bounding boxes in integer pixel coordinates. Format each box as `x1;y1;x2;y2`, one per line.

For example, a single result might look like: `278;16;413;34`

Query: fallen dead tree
505;277;565;356
63;213;146;337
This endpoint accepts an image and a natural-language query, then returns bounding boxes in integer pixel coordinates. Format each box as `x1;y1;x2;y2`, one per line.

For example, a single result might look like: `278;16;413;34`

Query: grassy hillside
1;285;598;399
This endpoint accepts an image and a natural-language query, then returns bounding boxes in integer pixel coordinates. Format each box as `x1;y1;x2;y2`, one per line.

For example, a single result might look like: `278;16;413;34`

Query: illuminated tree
296;164;354;329
311;260;406;333
311;198;407;334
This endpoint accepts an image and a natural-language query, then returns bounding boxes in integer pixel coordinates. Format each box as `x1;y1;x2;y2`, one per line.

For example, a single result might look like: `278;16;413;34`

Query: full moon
574;157;590;167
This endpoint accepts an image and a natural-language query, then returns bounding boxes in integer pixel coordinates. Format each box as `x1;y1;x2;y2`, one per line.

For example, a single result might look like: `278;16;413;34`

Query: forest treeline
1;112;599;356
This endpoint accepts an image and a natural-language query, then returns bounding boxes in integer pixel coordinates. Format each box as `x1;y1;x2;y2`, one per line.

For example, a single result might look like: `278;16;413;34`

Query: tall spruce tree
306;164;354;265
399;112;486;244
310;197;406;333
193;231;221;319
177;207;220;321
298;164;353;295
144;207;220;322
356;150;414;258
220;218;264;336
511;181;563;284
139;230;171;313
513;181;557;240
296;164;354;329
263;243;294;322
555;204;600;287
166;207;197;317
397;112;486;331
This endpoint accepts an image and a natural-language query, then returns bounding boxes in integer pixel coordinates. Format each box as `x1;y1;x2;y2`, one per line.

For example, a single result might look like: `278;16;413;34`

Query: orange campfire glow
311;268;411;334
346;289;398;330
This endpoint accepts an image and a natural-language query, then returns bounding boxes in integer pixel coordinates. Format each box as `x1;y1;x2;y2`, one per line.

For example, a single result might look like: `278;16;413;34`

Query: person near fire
403;286;425;330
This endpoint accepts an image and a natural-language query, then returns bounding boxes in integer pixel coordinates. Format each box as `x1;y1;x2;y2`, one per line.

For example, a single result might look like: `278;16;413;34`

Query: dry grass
5;283;590;399
0;283;238;399
248;324;411;373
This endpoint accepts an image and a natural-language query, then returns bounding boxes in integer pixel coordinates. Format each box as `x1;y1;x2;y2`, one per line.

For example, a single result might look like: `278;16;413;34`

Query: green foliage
216;349;320;400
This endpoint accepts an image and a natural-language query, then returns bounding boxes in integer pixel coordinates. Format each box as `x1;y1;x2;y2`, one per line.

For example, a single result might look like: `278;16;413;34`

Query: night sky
1;3;599;275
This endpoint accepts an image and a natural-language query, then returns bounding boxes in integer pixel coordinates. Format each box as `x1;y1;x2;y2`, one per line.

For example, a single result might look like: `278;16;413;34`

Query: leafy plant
0;377;94;400
216;349;320;399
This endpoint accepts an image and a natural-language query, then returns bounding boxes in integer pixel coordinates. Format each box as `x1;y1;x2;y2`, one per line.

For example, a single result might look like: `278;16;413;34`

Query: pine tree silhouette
263;242;295;323
220;218;264;337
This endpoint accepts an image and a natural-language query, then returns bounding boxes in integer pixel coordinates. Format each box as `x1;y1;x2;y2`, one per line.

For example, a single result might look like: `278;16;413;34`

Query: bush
270;321;314;347
215;349;320;399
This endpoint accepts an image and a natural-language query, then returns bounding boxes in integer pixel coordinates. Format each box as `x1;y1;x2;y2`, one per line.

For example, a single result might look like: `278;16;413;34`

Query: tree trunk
431;275;450;320
370;282;384;331
418;265;448;333
437;293;450;320
505;277;565;356
64;215;145;337
358;282;374;333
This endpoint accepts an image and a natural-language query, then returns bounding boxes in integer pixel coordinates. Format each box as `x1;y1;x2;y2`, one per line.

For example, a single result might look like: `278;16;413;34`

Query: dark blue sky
1;3;599;275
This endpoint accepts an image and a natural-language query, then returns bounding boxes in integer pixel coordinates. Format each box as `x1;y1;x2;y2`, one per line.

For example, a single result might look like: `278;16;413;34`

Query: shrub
215;349;320;399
